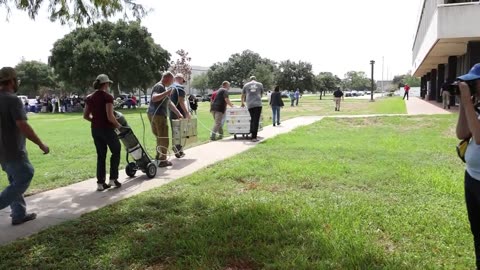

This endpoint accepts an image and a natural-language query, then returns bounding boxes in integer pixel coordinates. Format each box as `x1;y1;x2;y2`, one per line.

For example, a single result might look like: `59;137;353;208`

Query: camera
451;80;478;96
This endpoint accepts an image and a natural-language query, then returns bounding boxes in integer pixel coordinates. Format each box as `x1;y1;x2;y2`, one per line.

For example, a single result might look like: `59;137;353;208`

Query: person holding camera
456;63;480;269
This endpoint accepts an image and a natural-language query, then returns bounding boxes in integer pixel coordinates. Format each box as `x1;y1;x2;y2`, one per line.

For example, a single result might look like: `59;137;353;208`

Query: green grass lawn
0;97;406;194
0;114;472;269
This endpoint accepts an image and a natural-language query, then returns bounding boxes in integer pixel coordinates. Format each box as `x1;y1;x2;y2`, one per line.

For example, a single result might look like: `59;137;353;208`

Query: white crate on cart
171;118;198;146
225;107;263;139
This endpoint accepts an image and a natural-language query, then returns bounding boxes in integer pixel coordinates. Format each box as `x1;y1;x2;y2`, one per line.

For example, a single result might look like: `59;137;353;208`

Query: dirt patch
224;258;262;270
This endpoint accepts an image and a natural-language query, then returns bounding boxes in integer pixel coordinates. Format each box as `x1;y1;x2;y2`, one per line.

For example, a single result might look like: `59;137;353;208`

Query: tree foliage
15;60;56;97
169;49;192;82
342;71;371;91
275;60;314;92
49;20;170;96
0;0;148;25
191;73;209;96
392;73;421;88
206;50;275;89
315;72;341;92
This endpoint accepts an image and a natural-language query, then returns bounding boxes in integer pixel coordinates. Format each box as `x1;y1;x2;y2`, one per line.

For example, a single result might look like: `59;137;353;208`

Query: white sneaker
97;184;105;191
108;179;122;188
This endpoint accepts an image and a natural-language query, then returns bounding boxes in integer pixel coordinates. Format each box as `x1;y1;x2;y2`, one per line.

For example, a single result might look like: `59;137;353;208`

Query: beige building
412;0;480;102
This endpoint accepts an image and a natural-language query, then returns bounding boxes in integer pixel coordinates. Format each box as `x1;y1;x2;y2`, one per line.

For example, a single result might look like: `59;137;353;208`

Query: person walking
333;88;344;111
289;90;295;107
456;63;480;270
270;86;284;126
188;94;198;115
241;76;264;142
170;73;191;158
403;84;410;100
295;88;301;106
210;81;234;140
441;81;452;109
0;67;50;225
83;74;123;191
147;72;183;168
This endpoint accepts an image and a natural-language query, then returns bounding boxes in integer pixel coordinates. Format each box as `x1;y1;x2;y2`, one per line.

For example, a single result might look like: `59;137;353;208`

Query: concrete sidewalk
0;116;322;245
405;97;452;115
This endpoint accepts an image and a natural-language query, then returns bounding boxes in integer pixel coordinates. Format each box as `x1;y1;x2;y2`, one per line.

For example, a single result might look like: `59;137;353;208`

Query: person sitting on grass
83;74;123;191
0;67;50;225
455;63;480;270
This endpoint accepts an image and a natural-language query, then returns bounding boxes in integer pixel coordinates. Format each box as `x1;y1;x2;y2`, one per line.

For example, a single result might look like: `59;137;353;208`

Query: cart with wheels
225;107;263;140
114;112;157;179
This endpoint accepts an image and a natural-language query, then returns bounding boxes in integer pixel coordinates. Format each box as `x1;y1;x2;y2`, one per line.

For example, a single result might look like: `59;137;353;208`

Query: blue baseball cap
458;63;480;81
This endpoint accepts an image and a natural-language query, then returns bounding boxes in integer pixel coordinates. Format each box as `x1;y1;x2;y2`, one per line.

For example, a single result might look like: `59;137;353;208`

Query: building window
445;0;479;3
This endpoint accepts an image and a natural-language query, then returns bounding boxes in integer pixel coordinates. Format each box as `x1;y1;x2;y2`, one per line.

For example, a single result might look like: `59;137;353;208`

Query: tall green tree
191;73;209;96
275;60;314;92
0;0;147;25
342;71;371;91
49;20;170;96
15;60;55;97
393;73;420;88
315;72;341;99
206;50;276;89
252;63;275;91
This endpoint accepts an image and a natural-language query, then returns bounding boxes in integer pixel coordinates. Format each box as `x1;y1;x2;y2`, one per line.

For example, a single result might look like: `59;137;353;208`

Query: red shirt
404;85;410;92
86;90;114;129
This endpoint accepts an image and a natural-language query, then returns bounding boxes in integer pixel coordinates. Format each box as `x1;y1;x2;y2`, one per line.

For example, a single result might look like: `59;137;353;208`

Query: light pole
370;60;375;102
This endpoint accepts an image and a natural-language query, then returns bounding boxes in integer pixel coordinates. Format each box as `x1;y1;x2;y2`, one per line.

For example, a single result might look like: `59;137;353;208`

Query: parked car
18;95;28;105
281;90;290;98
202;94;212;102
27;99;41;113
345;91;352;97
351;90;359;97
195;95;203;101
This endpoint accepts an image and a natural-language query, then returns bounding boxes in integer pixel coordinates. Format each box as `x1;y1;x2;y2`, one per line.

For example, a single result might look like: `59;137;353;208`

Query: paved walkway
405;97;452;115
0;116;323;245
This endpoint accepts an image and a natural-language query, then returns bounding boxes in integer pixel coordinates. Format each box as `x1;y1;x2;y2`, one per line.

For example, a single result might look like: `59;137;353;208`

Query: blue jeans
272;106;281;125
0;157;34;220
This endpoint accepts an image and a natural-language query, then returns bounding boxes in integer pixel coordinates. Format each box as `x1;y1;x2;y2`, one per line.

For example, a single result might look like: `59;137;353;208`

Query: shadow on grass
0;194;406;270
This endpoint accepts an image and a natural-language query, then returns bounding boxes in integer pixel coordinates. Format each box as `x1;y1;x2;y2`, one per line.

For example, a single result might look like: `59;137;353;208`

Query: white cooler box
225;107;263;137
172;118;198;146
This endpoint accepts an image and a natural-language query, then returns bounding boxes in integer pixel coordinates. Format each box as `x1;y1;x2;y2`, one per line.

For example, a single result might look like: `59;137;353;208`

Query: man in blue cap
456;63;480;269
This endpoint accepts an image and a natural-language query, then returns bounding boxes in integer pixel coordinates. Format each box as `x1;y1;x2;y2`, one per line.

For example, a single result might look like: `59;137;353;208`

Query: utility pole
381;56;384;93
370;60;375;102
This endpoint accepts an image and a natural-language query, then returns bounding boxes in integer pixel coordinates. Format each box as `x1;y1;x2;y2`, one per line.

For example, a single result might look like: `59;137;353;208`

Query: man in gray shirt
241;76;264;142
0;67;50;225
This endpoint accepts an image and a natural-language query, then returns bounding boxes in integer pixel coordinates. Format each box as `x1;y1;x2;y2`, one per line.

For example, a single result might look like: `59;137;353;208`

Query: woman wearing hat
83;74;122;191
456;63;480;269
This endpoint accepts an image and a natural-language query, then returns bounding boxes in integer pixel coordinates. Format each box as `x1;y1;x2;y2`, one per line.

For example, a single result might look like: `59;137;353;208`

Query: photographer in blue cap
456;63;480;269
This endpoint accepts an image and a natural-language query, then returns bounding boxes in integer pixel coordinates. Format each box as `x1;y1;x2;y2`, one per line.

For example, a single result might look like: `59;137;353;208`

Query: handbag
457;138;471;163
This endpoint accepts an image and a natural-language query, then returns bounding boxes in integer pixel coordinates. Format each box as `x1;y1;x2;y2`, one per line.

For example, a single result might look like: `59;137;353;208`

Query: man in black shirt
210;81;234;140
333;88;344;111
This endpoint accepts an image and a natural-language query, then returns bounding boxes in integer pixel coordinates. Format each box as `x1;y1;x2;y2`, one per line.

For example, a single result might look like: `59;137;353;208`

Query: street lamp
370;60;375;102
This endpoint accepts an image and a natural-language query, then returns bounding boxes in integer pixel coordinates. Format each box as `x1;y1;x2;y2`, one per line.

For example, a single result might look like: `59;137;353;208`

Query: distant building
187;65;209;95
412;0;480;102
376;80;395;91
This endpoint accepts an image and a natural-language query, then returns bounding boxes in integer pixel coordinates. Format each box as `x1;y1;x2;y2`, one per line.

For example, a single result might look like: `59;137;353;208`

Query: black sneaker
97;183;111;191
12;213;37;226
108;179;122;188
159;161;173;168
